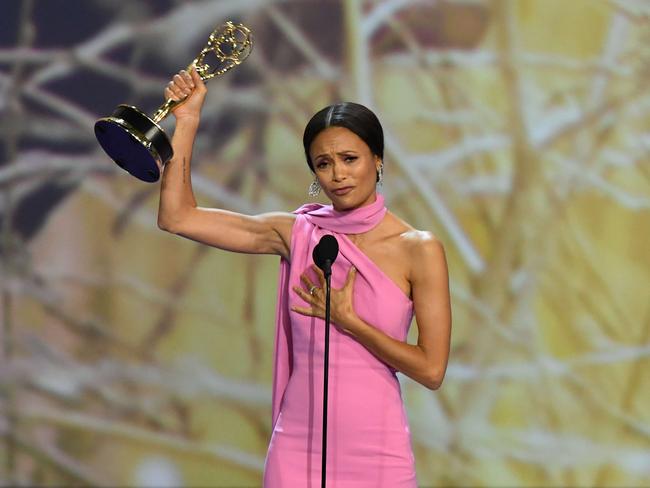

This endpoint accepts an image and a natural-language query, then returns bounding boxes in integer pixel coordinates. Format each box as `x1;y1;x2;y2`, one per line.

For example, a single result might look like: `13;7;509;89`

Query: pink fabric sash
271;193;388;430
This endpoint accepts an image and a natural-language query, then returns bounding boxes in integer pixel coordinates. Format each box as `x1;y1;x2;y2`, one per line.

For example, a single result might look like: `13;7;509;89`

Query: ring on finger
309;285;319;295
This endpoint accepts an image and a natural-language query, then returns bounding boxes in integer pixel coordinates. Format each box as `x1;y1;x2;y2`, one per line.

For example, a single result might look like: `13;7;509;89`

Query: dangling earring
308;178;321;196
377;162;384;186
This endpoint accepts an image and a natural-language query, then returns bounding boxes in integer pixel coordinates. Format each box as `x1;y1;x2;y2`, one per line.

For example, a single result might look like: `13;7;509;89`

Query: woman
158;67;452;487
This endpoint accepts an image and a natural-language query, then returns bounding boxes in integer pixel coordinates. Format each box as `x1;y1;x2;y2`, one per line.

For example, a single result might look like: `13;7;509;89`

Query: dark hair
302;102;384;178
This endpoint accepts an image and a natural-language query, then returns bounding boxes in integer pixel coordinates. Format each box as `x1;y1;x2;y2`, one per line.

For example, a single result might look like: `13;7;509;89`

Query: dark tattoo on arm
182;157;186;184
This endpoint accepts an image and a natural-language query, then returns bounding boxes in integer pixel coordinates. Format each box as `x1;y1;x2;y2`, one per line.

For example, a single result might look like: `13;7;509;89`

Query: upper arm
410;232;452;387
160;207;296;259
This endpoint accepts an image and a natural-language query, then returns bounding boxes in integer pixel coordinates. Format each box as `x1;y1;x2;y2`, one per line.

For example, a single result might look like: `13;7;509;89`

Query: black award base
94;104;173;183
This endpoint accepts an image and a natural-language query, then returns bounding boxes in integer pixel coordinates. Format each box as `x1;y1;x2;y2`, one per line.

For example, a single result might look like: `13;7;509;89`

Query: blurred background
1;0;649;486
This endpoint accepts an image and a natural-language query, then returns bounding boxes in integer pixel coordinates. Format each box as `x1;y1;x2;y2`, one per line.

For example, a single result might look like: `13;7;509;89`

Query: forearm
343;315;439;390
157;116;200;228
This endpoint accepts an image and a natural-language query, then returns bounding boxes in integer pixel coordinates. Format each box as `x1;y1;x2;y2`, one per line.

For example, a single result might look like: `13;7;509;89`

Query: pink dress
263;193;417;487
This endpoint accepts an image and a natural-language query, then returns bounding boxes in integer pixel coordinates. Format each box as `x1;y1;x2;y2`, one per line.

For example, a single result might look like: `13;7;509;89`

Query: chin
330;192;368;209
331;199;359;211
336;204;354;211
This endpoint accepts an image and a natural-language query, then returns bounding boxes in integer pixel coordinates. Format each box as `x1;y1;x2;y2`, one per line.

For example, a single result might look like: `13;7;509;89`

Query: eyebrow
314;150;358;160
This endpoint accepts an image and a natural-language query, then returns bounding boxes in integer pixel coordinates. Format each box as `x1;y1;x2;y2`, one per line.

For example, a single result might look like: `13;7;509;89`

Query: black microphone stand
313;234;338;488
321;259;332;488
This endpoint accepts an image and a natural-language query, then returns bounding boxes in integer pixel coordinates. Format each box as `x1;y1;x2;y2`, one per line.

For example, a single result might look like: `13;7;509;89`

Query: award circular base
94;105;173;183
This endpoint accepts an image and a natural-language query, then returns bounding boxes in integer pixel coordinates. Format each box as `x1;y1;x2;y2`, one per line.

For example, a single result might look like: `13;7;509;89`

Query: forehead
310;126;369;156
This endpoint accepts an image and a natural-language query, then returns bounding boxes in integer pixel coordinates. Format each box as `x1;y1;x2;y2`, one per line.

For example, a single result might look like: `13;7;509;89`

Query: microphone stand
313;234;338;488
321;259;332;488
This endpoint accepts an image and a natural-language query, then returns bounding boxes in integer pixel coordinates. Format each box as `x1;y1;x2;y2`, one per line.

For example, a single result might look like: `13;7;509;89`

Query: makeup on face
309;127;379;210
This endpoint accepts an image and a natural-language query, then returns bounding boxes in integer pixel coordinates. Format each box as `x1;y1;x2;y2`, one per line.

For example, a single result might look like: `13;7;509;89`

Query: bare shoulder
386;212;446;274
403;229;444;254
403;229;448;287
385;211;439;246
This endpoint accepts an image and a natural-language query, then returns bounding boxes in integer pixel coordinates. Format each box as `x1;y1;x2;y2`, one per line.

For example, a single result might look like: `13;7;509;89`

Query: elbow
157;206;193;234
157;219;171;232
157;218;178;234
157;211;185;234
426;369;445;390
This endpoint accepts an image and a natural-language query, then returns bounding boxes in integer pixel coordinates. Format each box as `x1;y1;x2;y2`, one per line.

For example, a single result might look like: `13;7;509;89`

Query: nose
331;161;346;182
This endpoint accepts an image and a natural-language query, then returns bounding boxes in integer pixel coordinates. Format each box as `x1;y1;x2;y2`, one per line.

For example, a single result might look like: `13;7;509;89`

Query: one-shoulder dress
263;195;418;487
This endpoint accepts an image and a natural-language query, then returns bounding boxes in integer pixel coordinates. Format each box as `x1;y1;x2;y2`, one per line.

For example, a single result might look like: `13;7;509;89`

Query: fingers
164;85;178;101
190;65;205;87
345;266;357;286
173;72;193;96
311;265;326;286
291;305;320;317
181;69;194;86
304;265;355;289
165;80;186;102
295;272;321;303
294;271;323;304
299;274;314;290
164;69;196;101
292;285;311;303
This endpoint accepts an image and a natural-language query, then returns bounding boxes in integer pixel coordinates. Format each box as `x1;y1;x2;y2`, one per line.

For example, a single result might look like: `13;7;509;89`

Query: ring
309;285;319;295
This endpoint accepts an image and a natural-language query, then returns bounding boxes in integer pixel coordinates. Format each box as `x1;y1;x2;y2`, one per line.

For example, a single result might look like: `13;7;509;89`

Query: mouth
332;186;353;195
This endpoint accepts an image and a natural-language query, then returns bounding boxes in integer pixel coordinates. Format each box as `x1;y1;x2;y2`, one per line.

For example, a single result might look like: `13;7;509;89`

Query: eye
316;161;328;169
344;156;357;163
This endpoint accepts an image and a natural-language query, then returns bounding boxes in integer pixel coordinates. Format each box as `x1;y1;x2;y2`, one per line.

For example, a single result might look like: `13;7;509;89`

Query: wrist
340;311;364;337
174;114;201;127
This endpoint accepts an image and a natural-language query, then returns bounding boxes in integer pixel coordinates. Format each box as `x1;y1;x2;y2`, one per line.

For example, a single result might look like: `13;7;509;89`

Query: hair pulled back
302;102;384;176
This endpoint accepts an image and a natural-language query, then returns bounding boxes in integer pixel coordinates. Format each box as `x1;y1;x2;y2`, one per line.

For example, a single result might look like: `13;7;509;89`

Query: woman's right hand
164;66;207;120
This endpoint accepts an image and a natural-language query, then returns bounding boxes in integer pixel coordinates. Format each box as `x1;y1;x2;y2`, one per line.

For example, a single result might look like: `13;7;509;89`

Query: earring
308;178;321;196
377;162;384;186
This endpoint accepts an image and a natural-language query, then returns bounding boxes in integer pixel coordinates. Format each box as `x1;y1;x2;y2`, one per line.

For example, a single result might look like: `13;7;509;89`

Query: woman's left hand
291;264;359;334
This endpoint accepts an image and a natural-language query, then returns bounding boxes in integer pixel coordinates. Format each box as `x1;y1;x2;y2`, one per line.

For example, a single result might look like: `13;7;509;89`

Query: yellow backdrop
1;1;648;487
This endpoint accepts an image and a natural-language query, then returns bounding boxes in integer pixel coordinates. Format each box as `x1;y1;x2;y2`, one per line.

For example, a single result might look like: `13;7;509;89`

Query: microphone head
313;234;339;271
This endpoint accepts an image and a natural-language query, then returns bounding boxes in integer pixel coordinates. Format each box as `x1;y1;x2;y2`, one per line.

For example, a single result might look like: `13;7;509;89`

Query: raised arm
156;67;295;259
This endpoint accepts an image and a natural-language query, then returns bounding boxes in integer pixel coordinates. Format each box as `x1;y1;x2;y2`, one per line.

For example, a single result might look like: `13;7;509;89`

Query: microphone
312;234;339;278
312;234;339;488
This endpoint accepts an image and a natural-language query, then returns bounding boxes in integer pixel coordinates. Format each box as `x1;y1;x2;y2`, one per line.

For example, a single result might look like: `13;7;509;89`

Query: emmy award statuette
94;21;253;182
